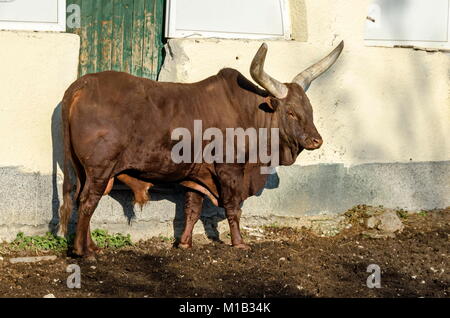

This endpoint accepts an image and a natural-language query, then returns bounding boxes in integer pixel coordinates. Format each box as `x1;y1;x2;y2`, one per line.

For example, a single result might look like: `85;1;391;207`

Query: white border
365;0;450;49
0;0;66;32
165;0;291;40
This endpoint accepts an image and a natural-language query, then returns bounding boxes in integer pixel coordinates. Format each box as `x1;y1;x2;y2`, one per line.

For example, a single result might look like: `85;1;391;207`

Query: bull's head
249;41;344;165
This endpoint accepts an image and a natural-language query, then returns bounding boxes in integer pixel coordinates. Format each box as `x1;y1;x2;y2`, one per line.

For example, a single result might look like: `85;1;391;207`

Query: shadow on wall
50;102;280;241
50;103;63;234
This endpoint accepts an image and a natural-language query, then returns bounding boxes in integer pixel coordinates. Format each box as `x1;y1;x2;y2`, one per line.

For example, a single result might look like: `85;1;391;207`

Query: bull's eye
287;110;296;120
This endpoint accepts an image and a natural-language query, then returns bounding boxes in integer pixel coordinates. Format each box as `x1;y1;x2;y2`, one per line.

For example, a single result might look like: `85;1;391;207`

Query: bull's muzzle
305;136;323;150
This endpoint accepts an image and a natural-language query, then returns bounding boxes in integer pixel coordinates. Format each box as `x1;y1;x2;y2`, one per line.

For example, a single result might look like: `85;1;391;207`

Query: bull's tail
58;89;83;237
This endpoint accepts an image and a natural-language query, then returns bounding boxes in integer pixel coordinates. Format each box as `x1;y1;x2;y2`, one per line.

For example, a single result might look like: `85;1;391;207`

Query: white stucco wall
160;0;450;167
0;31;80;174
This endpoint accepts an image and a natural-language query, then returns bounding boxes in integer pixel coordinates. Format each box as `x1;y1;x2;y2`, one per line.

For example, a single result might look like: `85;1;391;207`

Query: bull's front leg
225;207;249;249
216;164;250;250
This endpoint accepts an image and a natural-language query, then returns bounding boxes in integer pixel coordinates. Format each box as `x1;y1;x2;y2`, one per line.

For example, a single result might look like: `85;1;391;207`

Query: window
365;0;450;49
0;0;66;32
165;0;291;40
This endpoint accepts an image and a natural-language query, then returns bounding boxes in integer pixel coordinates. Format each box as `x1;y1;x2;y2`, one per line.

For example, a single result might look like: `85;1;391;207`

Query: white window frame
165;0;291;40
0;0;66;32
364;0;450;50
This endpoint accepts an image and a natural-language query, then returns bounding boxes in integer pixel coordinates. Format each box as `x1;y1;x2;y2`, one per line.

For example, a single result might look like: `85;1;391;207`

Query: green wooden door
67;0;165;80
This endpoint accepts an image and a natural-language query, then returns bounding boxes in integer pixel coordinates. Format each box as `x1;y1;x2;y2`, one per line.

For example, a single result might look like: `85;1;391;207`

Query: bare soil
0;208;448;298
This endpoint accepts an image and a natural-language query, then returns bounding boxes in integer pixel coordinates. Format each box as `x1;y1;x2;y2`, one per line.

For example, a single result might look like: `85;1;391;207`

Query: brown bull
59;41;344;258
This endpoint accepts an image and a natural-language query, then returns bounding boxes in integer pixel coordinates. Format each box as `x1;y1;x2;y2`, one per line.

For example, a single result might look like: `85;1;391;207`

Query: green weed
9;229;132;251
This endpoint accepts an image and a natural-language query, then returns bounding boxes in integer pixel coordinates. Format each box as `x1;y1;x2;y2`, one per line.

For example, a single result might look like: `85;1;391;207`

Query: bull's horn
250;43;288;99
292;40;344;92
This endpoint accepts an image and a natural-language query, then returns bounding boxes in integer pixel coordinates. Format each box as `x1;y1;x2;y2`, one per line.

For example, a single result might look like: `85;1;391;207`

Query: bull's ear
260;96;280;112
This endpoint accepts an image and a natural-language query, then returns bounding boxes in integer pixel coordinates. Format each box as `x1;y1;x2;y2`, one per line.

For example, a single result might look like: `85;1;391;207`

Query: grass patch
263;222;281;230
396;209;409;219
157;235;174;243
11;232;69;251
8;230;132;251
343;204;370;224
91;229;132;249
417;210;428;217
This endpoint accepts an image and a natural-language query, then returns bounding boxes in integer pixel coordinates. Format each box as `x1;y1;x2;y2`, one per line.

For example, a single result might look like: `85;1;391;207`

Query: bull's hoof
84;254;97;262
94;248;104;255
72;247;99;261
232;243;251;250
178;242;192;249
88;245;104;255
72;247;84;258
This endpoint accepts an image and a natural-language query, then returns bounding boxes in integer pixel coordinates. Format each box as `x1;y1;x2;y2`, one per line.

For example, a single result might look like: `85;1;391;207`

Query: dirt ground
0;207;448;298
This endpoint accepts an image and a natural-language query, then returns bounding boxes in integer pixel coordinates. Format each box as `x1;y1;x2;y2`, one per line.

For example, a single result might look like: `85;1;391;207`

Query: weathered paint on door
67;0;165;80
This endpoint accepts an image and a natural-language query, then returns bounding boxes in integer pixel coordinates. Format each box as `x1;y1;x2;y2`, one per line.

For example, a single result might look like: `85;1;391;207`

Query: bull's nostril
312;138;323;148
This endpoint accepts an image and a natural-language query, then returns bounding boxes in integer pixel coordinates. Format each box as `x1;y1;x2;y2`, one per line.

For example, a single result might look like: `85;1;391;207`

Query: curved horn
293;40;344;92
250;43;288;99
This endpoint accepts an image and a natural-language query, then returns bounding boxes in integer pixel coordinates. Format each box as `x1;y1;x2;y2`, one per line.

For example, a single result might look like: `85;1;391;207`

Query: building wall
0;31;79;241
0;0;448;242
0;31;79;174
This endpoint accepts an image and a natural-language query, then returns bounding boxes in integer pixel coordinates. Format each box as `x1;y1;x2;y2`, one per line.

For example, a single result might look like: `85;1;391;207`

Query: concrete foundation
0;161;448;242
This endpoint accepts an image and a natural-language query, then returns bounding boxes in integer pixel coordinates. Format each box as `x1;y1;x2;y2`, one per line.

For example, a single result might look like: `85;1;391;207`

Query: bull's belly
114;159;196;184
132;166;194;182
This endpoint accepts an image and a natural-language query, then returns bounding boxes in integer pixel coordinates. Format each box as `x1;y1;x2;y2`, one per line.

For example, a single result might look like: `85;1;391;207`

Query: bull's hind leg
178;190;204;249
73;170;112;259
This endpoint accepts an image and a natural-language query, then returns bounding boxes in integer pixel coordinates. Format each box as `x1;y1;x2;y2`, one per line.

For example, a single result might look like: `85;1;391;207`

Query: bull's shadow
51;103;280;241
108;184;228;242
110;170;279;243
106;168;279;243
